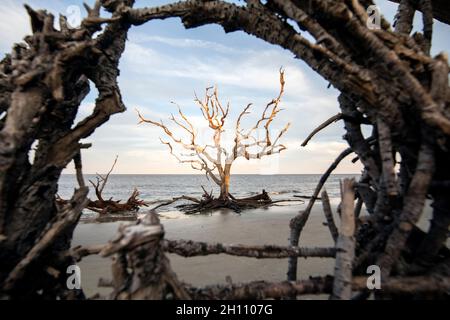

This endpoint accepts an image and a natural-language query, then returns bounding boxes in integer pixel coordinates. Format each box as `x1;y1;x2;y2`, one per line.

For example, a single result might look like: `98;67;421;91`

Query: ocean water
59;174;359;213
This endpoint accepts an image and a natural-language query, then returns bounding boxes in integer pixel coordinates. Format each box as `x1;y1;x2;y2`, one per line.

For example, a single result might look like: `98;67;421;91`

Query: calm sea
59;174;359;213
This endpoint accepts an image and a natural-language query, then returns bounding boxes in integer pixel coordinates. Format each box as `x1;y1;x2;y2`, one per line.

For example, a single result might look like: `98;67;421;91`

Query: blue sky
1;0;449;174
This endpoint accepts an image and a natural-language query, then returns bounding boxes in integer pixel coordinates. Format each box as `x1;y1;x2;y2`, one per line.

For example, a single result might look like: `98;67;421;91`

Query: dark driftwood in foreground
4;188;89;292
154;189;299;214
187;277;334;300
96;274;450;300
388;0;450;26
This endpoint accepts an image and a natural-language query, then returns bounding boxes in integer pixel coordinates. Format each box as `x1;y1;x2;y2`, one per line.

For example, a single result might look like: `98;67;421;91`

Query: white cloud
0;1;30;53
130;33;237;54
122;41;310;94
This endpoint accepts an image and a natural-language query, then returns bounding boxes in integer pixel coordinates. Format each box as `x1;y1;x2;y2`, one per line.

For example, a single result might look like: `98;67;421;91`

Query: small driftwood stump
100;212;190;300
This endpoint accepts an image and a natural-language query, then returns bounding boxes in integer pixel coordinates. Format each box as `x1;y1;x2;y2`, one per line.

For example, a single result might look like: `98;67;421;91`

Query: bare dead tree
86;156;147;215
137;71;290;212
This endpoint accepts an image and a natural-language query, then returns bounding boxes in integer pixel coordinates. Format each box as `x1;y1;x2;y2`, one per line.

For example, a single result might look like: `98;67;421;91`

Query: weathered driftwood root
58;156;148;216
186;275;450;300
87;157;148;215
186;276;334;300
155;189;299;214
2;188;89;299
94;274;450;300
87;188;148;215
287;147;354;281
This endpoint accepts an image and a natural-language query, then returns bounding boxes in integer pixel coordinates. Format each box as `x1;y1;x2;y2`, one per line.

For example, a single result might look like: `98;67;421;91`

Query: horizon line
62;173;361;176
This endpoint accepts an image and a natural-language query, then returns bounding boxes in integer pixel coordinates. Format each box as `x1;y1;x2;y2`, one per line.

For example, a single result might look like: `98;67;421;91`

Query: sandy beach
73;201;433;298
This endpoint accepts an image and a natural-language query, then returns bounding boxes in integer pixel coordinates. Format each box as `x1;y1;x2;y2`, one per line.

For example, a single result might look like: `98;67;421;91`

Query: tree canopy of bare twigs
137;70;290;205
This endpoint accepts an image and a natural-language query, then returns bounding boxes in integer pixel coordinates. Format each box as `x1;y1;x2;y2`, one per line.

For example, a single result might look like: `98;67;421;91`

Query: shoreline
73;202;433;298
73;203;335;297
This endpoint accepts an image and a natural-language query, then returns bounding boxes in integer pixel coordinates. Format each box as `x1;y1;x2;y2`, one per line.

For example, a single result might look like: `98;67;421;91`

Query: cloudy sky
1;0;449;174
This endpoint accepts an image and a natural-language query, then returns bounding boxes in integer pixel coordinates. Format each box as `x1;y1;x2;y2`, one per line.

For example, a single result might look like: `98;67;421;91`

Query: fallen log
154;188;298;214
321;190;339;243
186;275;450;300
163;240;335;259
294;195;322;200
87;188;148;214
71;239;335;261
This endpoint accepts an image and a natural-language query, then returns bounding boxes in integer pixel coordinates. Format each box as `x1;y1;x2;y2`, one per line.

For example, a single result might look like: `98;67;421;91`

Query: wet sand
73;202;433;297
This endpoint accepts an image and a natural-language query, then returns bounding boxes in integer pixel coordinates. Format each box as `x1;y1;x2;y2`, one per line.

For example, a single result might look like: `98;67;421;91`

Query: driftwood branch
377;118;398;196
85;156;147;215
378;142;435;278
321;189;339;243
331;179;356;300
301;113;343;147
288;147;354;281
187;276;334;300
70;239;336;261
163;240;336;259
